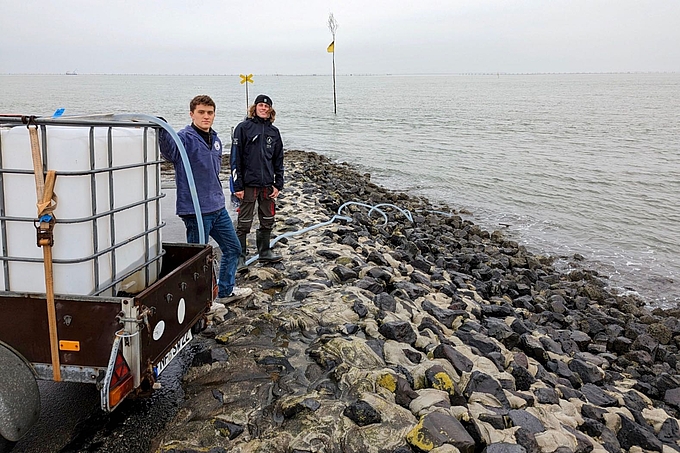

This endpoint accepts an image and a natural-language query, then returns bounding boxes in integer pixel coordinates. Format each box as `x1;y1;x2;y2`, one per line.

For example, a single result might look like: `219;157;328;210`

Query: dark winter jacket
159;125;225;216
230;116;284;192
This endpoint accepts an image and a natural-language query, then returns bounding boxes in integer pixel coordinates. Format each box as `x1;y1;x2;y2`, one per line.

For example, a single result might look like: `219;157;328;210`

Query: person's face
255;102;271;119
190;104;215;132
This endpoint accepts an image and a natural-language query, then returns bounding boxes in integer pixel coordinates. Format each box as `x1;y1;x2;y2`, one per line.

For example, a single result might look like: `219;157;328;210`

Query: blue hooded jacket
159;125;225;216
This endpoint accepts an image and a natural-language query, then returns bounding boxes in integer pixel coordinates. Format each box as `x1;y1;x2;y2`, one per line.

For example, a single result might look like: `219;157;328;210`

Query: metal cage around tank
0;115;165;297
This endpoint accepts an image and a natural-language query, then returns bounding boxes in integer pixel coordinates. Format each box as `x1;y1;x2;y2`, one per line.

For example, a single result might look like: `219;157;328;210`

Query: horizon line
1;71;678;77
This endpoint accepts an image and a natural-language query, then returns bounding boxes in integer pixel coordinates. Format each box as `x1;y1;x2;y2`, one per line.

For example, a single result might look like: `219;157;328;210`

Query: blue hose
112;114;205;244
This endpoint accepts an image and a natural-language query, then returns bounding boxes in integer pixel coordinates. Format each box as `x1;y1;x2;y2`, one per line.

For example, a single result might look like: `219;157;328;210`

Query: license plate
154;329;193;377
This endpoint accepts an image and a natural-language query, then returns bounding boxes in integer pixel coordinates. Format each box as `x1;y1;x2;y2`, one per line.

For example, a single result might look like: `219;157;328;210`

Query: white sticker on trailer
155;329;193;377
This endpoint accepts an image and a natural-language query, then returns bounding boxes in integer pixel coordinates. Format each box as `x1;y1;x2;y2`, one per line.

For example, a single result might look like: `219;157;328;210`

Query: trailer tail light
108;348;134;409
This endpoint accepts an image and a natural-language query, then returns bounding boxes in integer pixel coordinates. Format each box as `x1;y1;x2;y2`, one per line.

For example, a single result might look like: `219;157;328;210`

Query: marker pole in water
239;74;254;113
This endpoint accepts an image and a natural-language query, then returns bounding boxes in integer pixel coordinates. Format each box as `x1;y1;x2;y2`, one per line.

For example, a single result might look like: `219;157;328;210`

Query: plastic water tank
0;122;162;296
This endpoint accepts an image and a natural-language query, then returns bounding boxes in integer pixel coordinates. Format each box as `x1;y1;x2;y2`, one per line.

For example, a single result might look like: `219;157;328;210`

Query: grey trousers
236;186;276;236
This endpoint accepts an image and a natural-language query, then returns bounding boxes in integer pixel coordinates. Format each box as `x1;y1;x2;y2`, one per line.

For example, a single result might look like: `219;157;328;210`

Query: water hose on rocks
245;201;417;265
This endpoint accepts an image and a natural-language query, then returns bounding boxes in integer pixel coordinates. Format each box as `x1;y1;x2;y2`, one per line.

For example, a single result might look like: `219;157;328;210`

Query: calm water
1;73;678;306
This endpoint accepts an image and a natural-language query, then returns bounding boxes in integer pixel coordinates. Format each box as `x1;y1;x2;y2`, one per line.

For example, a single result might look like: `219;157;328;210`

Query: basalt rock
153;151;680;453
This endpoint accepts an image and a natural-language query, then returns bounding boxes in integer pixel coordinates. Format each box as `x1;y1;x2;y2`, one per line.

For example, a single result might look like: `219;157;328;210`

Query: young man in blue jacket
159;95;252;303
231;94;284;267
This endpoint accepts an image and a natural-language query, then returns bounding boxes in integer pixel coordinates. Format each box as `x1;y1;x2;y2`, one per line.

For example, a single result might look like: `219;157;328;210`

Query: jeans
181;208;240;297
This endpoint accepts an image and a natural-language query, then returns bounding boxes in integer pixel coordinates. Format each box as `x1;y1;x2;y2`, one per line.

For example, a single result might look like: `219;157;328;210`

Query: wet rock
481;304;516;318
580;384;617;407
333;265;358;282
353;300;368;318
464;371;511;408
293;282;329;300
433;344;474;375
600;426;622;453
318;249;342;260
367;250;390;266
376;373;407;406
534;387;560;405
579;418;603;438
519;334;549;364
367;266;393;284
664;387;680;409
457;331;502;356
379;321;417;345
280;396;322;419
580;404;606;422
562;425;594;453
556;386;583;401
355;277;385;294
213;419;244;440
617;415;663;452
658;417;680;444
374;292;397;312
511;365;536;392
632;333;660;355
425;365;462;403
609;336;632;354
422;300;460;328
191;346;229;367
483;444;527;453
406;410;475;453
392;281;429;300
509;409;546;434
568;359;604;385
343;400;382;426
485;318;520;348
515;427;541;453
478;413;507;430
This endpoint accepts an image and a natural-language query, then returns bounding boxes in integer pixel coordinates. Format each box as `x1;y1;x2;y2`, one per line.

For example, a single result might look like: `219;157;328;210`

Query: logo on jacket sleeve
266;136;273;148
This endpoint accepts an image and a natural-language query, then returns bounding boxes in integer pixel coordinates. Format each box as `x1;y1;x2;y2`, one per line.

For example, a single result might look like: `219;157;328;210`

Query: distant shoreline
2;71;678;77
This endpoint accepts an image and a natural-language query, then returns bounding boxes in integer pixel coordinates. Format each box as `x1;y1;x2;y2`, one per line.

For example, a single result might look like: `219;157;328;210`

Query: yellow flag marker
327;41;335;53
239;73;253;84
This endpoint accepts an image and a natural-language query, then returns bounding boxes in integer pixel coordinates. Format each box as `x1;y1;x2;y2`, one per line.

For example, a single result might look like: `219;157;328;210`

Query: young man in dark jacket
159;95;252;303
230;94;284;266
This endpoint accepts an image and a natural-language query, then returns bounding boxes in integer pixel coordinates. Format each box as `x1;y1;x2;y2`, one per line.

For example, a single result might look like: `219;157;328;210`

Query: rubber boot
237;234;247;271
256;229;282;263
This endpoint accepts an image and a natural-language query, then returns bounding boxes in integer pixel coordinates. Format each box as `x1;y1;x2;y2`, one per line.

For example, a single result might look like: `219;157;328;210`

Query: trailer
0;115;214;449
0;242;214;446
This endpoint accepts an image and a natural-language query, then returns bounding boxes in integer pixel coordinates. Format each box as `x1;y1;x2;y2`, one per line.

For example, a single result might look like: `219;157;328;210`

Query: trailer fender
0;342;40;442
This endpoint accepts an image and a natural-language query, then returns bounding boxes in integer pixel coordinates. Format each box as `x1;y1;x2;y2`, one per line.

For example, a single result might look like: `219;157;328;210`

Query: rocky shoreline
153;150;680;453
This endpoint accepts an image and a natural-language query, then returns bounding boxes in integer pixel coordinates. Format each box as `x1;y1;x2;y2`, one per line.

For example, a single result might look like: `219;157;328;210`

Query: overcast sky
2;0;679;75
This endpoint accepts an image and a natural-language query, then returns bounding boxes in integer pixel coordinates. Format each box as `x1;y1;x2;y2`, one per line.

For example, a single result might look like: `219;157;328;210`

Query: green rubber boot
237;234;247;271
256;229;282;263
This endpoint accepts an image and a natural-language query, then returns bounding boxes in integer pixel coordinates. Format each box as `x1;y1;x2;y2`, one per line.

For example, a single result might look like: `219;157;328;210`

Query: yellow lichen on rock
406;417;435;451
431;371;456;396
377;373;397;392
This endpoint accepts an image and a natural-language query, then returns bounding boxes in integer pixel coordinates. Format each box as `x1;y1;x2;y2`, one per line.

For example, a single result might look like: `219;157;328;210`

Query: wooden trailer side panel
0;294;120;367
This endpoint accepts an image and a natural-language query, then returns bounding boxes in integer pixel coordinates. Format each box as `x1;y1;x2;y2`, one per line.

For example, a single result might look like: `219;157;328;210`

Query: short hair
190;95;216;112
247;104;276;122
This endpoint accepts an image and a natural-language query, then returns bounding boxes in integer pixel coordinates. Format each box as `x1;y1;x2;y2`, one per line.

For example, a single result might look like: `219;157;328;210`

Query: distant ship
65;70;77;75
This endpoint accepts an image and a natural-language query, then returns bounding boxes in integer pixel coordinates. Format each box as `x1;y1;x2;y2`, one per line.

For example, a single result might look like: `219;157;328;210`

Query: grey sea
1;73;678;306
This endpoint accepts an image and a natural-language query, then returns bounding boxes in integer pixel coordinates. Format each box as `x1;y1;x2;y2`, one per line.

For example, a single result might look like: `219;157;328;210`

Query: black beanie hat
254;94;273;107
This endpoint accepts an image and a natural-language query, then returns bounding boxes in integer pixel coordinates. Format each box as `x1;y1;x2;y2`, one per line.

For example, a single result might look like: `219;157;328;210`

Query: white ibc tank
0;122;162;296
